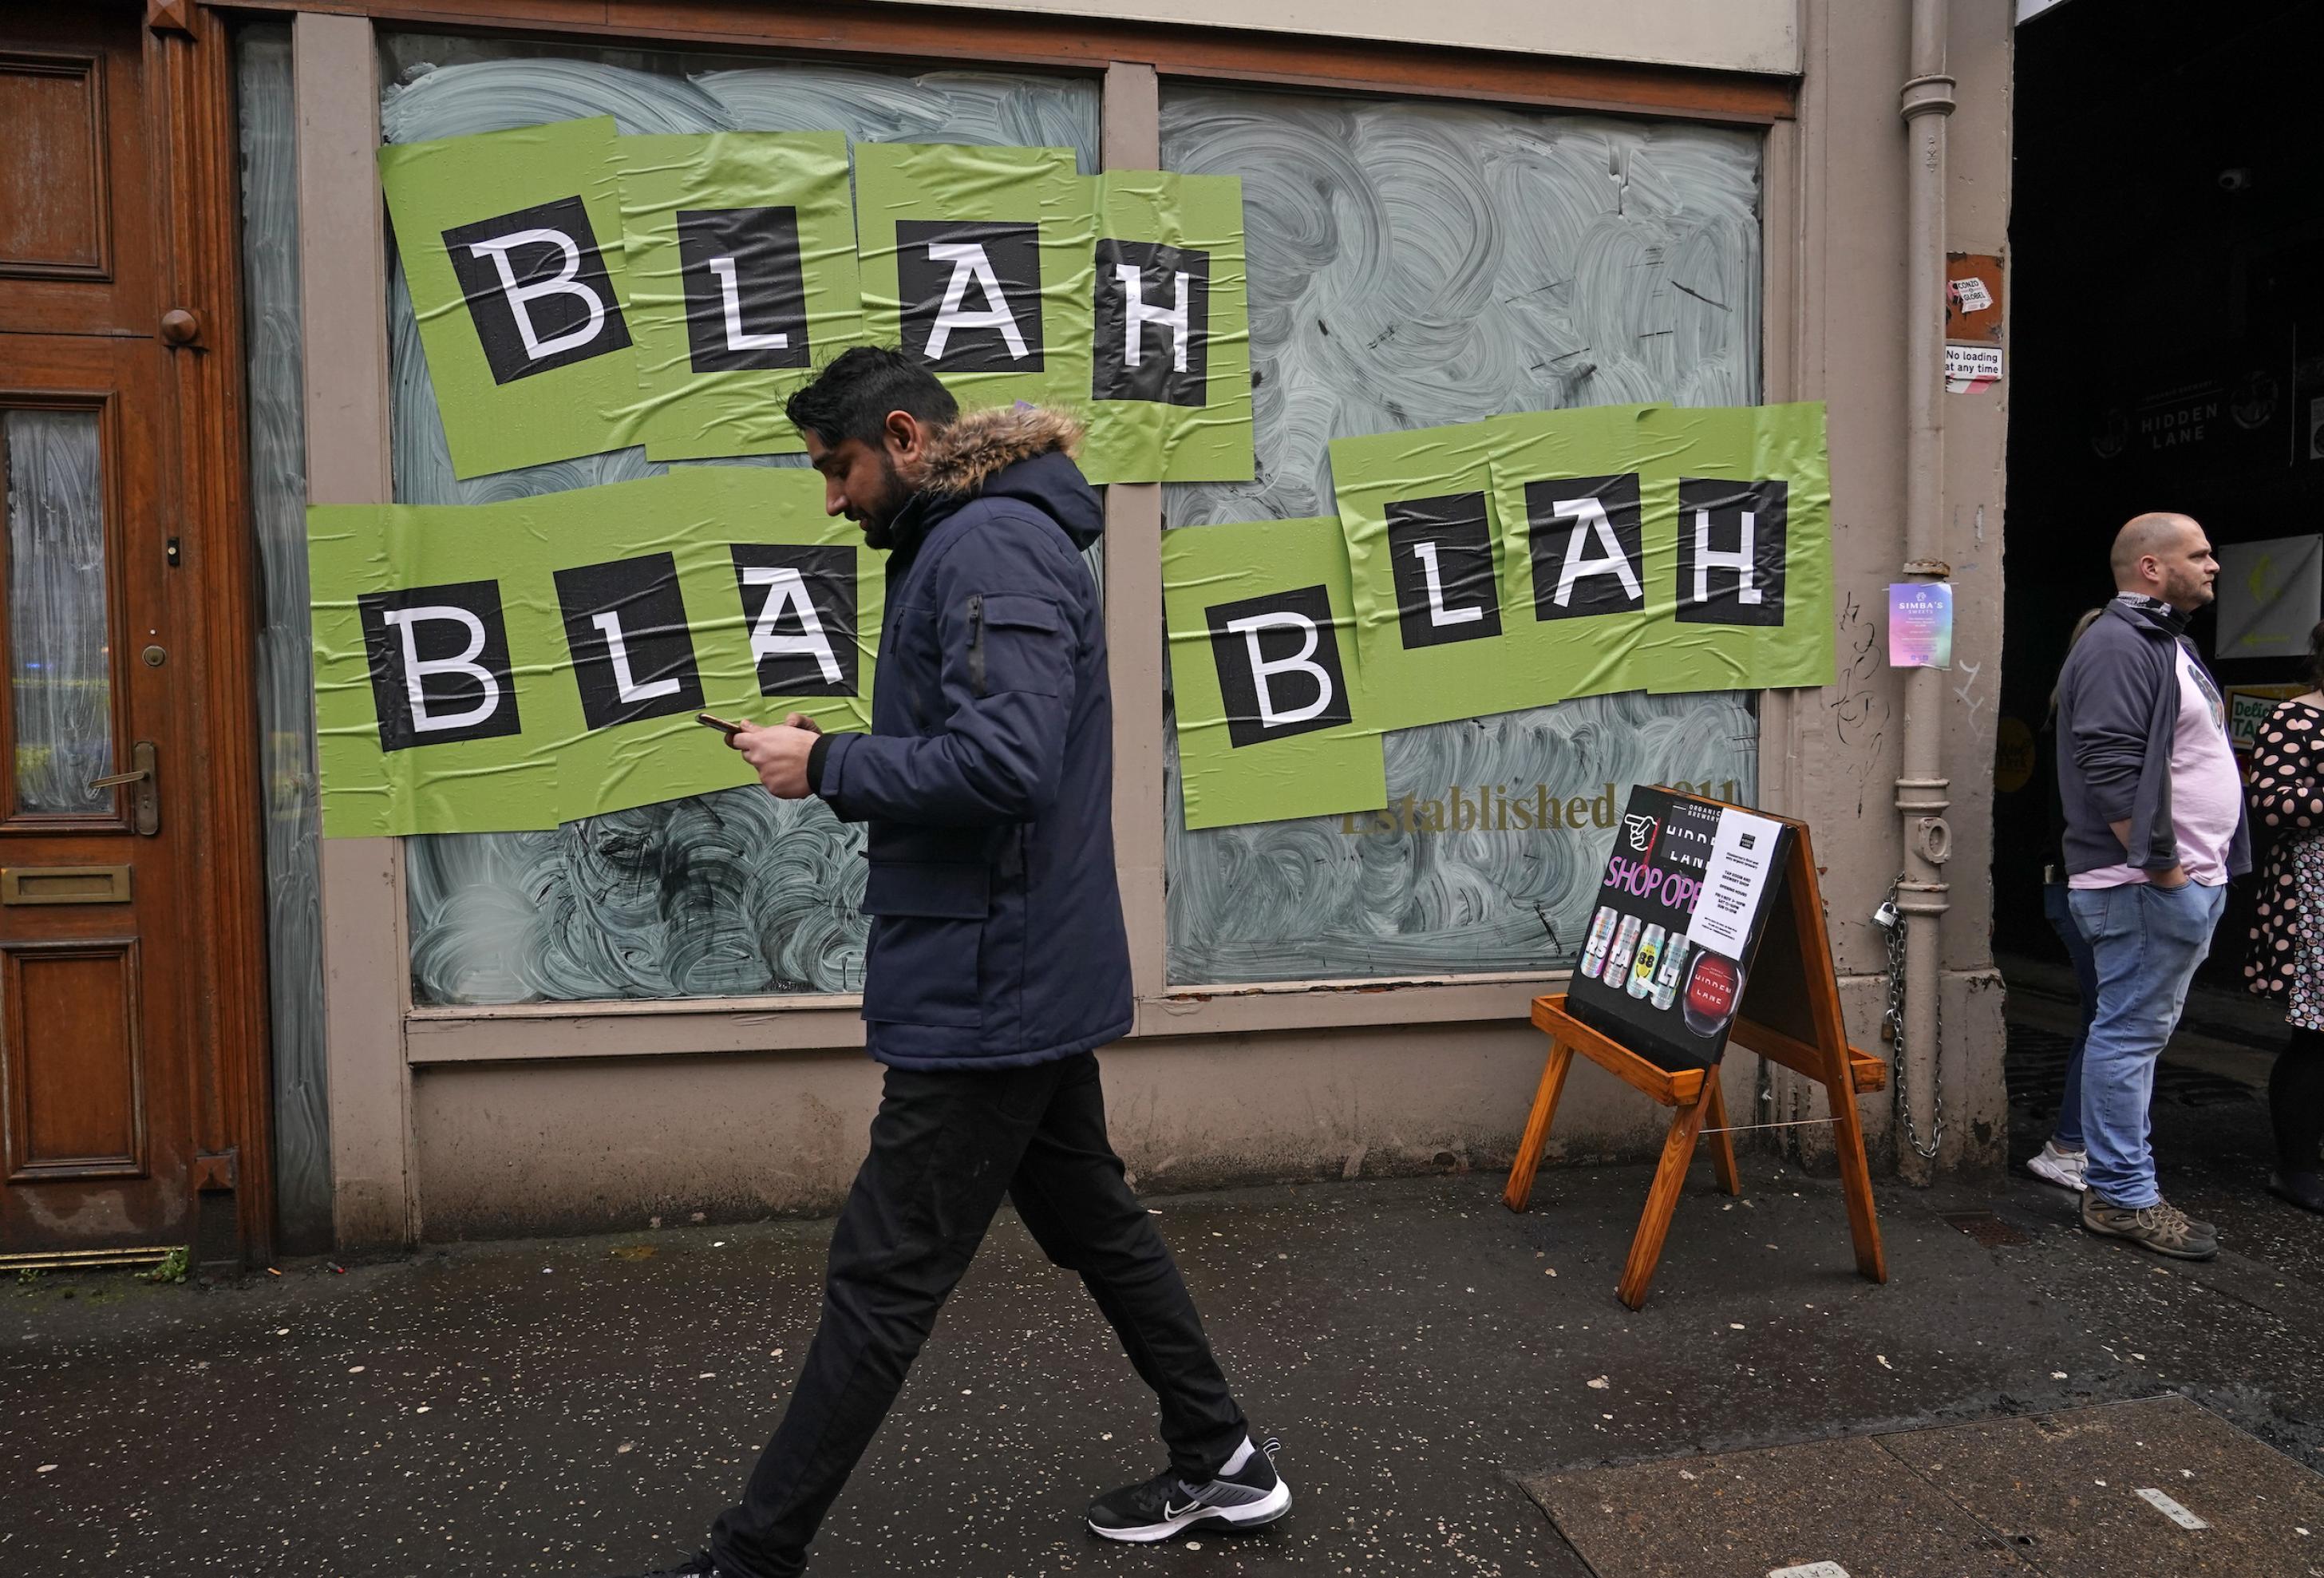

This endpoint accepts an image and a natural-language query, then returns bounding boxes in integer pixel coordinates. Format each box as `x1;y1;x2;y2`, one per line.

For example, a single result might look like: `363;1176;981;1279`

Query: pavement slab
1883;1394;2324;1578
1520;1434;2030;1578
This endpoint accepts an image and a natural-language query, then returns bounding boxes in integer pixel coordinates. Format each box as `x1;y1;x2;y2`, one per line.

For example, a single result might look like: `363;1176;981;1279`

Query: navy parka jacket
812;406;1133;1070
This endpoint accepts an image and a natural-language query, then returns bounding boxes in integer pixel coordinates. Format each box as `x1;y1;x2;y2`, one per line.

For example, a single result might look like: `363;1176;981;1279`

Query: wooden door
1;4;269;1264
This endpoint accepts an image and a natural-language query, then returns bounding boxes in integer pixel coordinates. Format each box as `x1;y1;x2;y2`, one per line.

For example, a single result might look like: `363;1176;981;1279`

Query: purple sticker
1888;582;1952;670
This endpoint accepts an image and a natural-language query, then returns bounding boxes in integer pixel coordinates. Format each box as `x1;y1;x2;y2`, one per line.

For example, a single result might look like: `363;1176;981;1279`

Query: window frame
281;1;1800;1059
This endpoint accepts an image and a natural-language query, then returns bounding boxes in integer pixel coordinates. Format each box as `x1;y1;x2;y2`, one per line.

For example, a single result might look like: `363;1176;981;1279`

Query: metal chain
1881;874;1944;1161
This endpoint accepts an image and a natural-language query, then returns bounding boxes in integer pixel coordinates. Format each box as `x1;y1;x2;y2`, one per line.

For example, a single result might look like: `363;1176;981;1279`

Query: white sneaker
2027;1139;2089;1192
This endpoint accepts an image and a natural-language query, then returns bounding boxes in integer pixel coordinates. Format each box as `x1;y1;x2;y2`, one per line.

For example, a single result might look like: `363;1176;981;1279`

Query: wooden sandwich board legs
1504;1039;1575;1212
1500;815;1887;1310
1704;1077;1742;1197
1503;996;1749;1310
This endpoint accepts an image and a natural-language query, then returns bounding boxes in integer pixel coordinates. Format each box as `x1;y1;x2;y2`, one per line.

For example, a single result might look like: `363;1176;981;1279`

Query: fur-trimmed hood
895;403;1103;552
907;403;1085;496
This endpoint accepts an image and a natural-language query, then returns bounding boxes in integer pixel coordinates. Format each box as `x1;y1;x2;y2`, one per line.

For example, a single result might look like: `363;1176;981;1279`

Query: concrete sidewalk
10;1097;2324;1578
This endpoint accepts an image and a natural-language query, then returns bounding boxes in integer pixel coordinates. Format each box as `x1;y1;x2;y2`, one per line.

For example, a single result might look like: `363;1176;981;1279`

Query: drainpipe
1895;0;1957;1186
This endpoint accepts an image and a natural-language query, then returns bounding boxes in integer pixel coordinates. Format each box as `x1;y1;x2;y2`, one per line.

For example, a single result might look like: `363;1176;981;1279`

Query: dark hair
2307;619;2324;694
784;346;958;449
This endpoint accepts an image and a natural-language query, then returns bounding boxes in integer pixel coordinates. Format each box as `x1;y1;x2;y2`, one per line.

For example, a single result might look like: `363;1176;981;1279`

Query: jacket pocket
861;860;990;1029
863;860;990;919
966;592;1065;697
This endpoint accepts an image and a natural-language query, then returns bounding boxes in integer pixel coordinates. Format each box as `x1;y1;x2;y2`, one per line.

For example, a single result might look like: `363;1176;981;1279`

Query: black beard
856;454;908;549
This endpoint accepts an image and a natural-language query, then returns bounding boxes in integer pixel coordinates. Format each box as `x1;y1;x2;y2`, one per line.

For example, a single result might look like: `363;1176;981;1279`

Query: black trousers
2273;1026;2324;1174
709;1051;1249;1578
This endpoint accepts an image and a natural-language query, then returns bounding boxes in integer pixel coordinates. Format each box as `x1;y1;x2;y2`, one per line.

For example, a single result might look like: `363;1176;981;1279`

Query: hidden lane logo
1339;777;1745;835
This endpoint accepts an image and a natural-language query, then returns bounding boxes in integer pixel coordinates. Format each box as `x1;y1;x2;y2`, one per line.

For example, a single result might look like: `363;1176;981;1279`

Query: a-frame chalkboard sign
1503;785;1887;1311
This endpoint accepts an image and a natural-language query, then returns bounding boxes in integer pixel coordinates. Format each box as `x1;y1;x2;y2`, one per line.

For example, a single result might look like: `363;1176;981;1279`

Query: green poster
616;132;864;461
310;467;880;838
852;142;1095;413
1483;401;1672;707
1163;516;1386;831
1077;172;1253;484
1624;402;1834;695
379;117;643;480
1328;420;1544;730
1332;403;1836;741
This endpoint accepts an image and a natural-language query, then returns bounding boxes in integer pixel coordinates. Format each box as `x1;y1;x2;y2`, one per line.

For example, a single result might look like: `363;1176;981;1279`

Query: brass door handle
86;742;159;836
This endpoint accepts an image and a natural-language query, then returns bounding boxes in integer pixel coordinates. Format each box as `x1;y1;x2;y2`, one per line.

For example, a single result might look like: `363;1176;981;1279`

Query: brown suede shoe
2081;1193;2218;1260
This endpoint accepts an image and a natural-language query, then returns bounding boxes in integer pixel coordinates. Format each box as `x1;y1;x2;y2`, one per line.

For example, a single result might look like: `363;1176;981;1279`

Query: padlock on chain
1871;899;1901;931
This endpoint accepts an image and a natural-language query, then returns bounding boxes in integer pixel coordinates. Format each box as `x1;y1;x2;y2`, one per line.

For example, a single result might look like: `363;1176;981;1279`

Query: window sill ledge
402;972;1564;1063
405;995;867;1062
1138;971;1561;1036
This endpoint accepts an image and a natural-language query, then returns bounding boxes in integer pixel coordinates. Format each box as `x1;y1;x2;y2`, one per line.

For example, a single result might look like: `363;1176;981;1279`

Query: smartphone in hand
697;712;748;739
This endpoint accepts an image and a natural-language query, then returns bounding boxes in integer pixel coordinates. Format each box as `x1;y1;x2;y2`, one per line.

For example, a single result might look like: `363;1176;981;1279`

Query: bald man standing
2053;513;2246;1260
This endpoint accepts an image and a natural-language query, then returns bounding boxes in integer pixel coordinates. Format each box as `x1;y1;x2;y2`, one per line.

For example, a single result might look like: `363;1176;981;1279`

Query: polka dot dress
2246;699;2324;1028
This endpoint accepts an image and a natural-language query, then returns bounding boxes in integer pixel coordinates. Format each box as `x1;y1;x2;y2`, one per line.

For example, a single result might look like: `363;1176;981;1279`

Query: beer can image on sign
1579;904;1619;979
1627;923;1666;999
1649;932;1693;1010
1603;914;1645;981
1682;948;1745;1038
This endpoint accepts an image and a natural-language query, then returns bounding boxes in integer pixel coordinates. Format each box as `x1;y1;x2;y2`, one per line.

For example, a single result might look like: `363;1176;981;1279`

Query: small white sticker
1945;343;2004;394
1951;276;1994;314
2136;1487;2211;1530
1769;1564;1852;1578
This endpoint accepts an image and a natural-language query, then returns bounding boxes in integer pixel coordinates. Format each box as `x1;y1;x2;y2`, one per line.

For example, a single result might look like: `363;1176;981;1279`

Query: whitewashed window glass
1159;89;1764;987
234;22;334;1248
378;34;1098;1003
3;409;112;817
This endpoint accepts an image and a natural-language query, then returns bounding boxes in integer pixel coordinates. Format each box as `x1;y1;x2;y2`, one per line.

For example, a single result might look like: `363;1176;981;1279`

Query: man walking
2055;512;2247;1260
631;348;1286;1578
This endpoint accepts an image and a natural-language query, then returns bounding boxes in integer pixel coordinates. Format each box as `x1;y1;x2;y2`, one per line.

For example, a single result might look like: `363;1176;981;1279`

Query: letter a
1551;496;1643;607
743;565;844;686
1224;611;1334;728
923;242;1031;362
464;228;607;362
382;606;503;732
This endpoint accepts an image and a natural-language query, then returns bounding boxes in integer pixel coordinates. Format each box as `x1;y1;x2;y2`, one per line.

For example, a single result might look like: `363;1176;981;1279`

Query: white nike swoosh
1164;1500;1204;1520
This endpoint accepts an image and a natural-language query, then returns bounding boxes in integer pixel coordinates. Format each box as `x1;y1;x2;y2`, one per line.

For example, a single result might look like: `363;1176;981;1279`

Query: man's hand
732;714;823;799
2108;819;2188;885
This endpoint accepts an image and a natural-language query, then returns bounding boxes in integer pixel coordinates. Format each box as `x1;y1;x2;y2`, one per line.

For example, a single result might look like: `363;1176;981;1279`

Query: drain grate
1942;1209;2034;1248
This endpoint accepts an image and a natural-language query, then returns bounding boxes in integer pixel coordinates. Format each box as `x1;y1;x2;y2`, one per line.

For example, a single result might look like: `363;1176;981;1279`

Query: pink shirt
2071;643;2243;888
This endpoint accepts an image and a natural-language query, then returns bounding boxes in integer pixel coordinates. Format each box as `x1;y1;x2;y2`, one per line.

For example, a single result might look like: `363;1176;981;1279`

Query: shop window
1158;88;1763;987
378;34;1099;1003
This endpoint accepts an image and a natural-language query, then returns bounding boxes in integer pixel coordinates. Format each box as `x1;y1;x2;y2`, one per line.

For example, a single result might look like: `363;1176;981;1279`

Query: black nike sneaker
1086;1437;1290;1543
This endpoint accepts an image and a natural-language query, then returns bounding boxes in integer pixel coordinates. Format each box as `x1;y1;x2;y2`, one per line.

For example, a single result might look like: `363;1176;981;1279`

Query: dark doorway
1996;0;2324;982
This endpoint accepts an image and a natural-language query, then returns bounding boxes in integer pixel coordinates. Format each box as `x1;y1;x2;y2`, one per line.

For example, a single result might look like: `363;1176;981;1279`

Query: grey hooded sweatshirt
2053;596;2250;881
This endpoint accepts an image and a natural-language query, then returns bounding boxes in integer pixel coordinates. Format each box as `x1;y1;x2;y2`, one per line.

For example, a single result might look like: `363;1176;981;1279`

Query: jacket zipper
966;594;987;697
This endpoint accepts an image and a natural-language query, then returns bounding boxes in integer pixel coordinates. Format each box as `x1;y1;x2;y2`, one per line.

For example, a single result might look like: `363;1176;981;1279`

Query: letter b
1205;584;1354;748
359;580;524;751
443;196;632;384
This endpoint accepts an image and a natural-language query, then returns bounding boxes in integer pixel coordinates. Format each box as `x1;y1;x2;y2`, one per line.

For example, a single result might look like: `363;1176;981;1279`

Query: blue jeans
2069;881;2227;1208
2041;880;2098;1149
